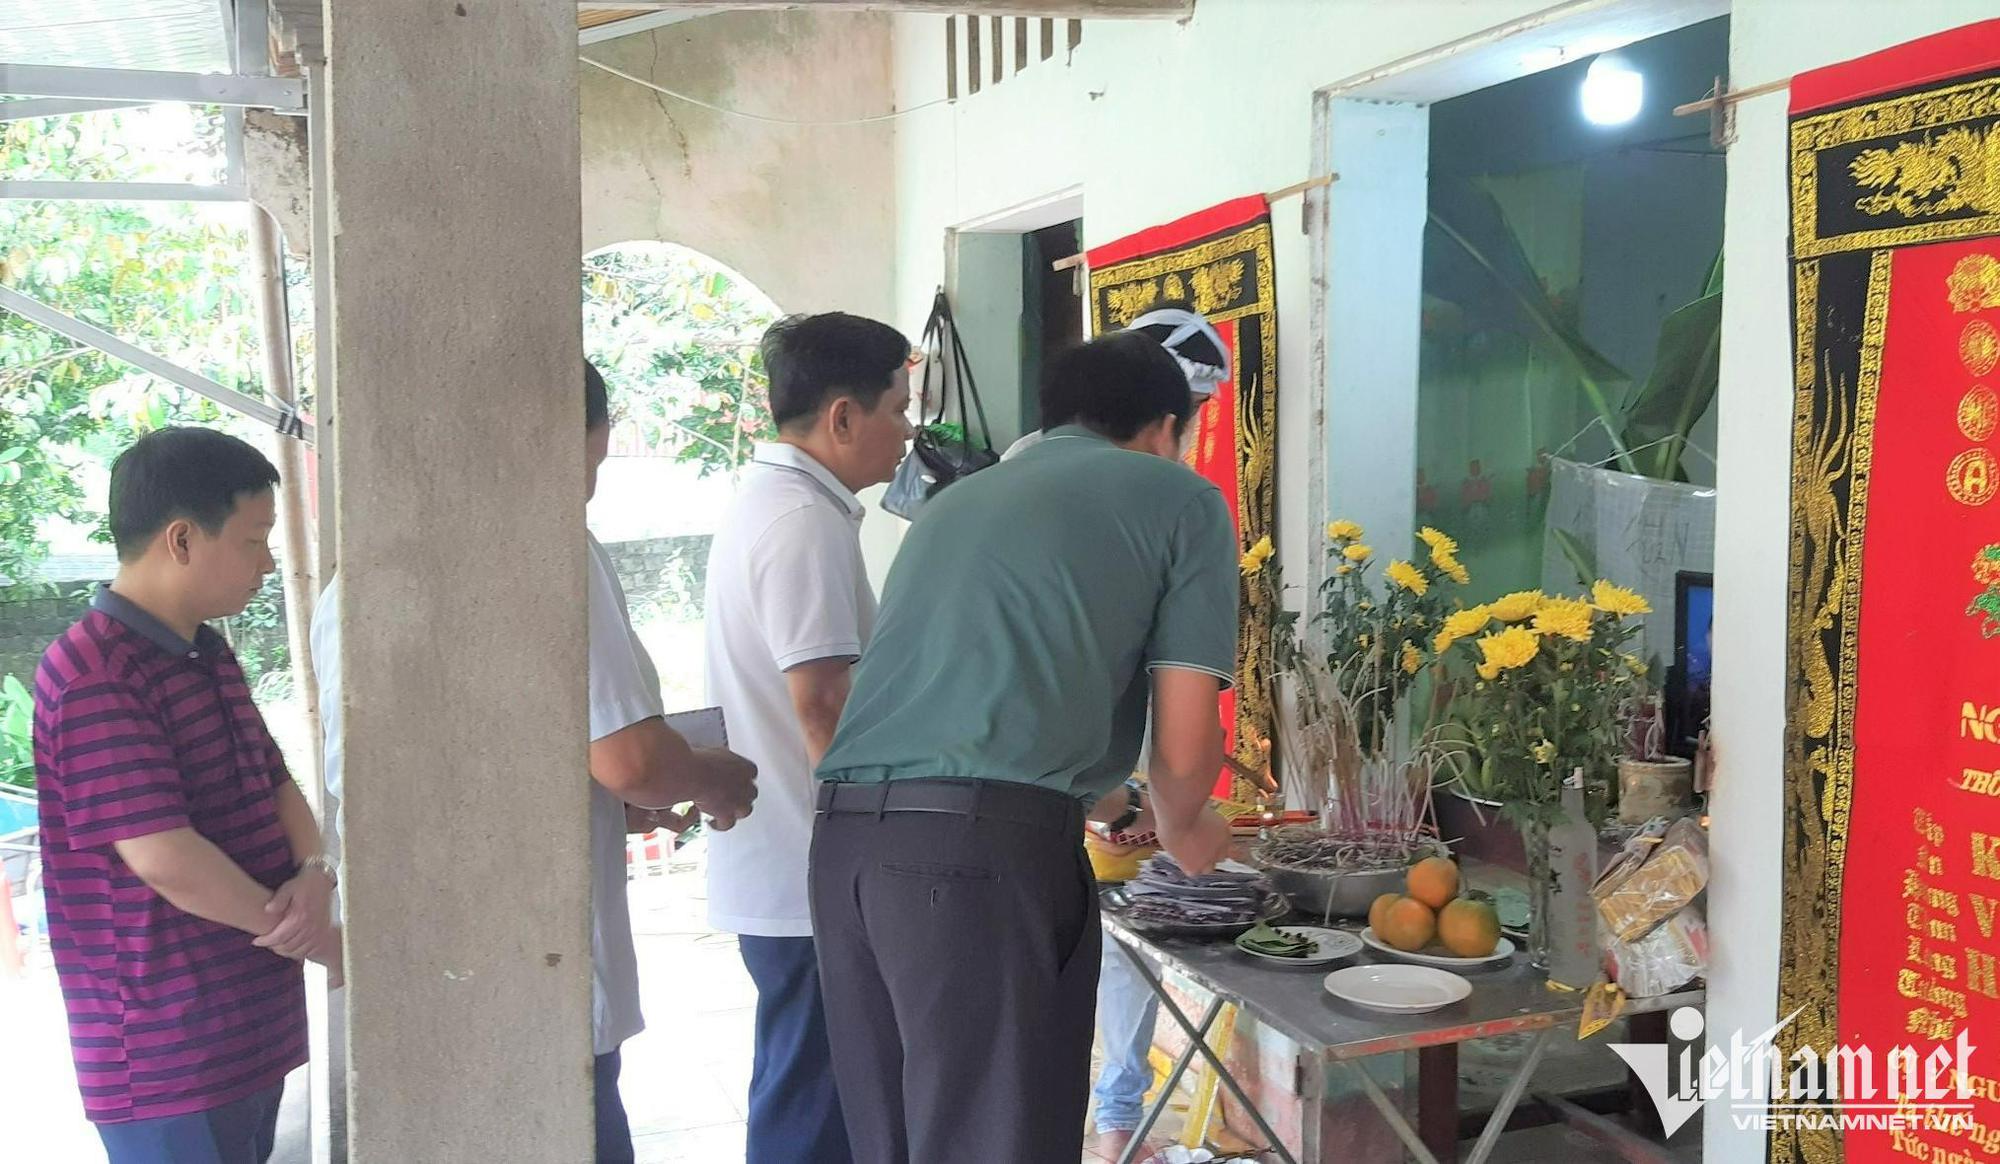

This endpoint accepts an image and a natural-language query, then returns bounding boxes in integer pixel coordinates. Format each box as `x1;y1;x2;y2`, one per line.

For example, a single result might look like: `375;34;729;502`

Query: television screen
1669;571;1714;757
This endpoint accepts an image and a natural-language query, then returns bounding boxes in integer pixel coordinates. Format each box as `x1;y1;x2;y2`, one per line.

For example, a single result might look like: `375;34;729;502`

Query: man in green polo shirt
811;330;1239;1164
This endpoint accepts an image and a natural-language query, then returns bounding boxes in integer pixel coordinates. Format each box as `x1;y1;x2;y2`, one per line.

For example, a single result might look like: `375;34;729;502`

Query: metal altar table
1102;910;1703;1164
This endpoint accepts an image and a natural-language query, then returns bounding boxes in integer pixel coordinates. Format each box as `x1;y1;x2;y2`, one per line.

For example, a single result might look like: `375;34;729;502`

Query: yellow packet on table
1579;980;1627;1040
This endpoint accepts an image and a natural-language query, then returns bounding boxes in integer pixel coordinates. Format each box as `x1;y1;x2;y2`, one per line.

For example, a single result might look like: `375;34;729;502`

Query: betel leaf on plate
1237;922;1315;959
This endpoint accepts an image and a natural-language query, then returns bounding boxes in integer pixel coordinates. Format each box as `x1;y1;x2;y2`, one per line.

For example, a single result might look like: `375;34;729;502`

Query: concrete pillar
1320;99;1428;558
322;3;592;1161
301;64;345;1164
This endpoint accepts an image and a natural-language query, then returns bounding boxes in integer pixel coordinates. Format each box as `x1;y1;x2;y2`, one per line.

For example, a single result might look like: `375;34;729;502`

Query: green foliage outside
0;107;263;588
0;107;295;788
1;673;31;791
583;243;779;479
1;119;772;789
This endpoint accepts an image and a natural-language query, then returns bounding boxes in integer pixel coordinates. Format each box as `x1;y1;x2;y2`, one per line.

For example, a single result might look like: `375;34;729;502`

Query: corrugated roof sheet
0;0;231;74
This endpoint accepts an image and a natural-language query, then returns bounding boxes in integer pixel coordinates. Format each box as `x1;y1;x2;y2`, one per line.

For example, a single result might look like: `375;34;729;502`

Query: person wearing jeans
1096;940;1164;1141
704;314;914;1164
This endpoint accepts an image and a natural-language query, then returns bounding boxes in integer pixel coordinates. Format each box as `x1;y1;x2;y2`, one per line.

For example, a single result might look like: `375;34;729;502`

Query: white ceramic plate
1359;927;1516;969
1324;964;1472;1013
1234;926;1362;967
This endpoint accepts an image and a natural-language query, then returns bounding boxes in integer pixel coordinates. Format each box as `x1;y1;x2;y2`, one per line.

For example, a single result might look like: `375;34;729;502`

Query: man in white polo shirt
704;313;913;1164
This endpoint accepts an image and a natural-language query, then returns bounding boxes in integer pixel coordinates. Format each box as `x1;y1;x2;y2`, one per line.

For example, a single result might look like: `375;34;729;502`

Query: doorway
947;191;1086;453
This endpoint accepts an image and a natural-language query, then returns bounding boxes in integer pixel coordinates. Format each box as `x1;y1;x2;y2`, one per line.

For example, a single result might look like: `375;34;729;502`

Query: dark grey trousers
810;779;1102;1164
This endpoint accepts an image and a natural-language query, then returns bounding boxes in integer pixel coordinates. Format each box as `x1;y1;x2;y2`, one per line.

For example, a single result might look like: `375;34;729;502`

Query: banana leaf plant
1615;252;1724;482
1425;178;1723;484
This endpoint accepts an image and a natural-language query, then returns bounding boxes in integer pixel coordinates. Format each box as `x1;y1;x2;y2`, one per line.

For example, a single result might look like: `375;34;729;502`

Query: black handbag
883;288;999;521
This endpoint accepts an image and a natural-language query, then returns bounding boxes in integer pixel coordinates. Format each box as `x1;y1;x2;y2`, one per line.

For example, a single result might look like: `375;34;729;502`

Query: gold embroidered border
1773;251;1890;1164
1231;243;1281;789
1089;220;1281;795
1791;77;2000;258
1089;228;1278;331
1826;251;1889;965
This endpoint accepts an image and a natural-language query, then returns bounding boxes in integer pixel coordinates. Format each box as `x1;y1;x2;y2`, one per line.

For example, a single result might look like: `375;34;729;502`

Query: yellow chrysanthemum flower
1590;579;1652;617
1344;543;1373;562
1385;559;1429;596
1473;626;1540;680
1417;526;1459;557
1432;605;1491;654
1487;590;1545;623
1400;642;1423;675
1431;546;1470;585
1530;739;1557;765
1327;519;1364;540
1336;564;1353;576
1239;535;1275;576
1532;596;1596;642
1622;653;1649;678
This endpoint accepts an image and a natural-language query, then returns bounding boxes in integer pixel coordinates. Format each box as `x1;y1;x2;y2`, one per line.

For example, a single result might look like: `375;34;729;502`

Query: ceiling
581;11;649;31
0;3;736;82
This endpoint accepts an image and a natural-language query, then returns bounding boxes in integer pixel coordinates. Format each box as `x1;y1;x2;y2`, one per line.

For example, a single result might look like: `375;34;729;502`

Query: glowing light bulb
1581;55;1644;126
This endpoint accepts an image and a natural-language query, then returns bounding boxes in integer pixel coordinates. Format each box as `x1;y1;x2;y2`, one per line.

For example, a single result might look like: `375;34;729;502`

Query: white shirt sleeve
748;505;865;673
1000;430;1044;462
308;574;342;807
588;536;667;741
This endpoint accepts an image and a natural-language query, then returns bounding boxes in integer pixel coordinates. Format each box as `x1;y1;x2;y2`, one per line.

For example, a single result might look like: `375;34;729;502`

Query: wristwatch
300;854;339;888
1105;781;1144;835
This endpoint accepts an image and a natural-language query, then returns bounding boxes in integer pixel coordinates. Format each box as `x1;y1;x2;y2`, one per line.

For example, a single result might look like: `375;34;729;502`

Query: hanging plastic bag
883;288;998;521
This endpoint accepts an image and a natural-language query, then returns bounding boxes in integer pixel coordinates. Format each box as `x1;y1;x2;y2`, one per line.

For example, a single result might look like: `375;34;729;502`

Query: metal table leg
1342;1059;1444;1164
1111;936;1299;1164
1340;1027;1557;1164
1418;1043;1459;1163
1298;1052;1327;1164
1462;1029;1554;1164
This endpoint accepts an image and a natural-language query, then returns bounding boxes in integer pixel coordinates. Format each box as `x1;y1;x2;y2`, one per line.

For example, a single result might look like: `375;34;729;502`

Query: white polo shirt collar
751;442;865;522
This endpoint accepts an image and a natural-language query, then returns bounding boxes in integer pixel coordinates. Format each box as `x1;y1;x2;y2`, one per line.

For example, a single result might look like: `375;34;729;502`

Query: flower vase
1523;819;1555;970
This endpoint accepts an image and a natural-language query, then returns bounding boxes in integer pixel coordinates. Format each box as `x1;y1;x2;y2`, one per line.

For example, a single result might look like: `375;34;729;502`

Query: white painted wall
580;12;896;319
1707;3;1999;1162
889;0;1561;590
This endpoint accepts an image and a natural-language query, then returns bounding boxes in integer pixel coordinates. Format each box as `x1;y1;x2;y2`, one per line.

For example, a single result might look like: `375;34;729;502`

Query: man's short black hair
1037;331;1195;442
586;359;609;430
761;313;909;430
109;427;281;562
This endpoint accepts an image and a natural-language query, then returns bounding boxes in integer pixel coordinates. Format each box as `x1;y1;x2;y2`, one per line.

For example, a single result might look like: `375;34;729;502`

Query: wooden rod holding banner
1050;173;1337;272
1673;75;1790;116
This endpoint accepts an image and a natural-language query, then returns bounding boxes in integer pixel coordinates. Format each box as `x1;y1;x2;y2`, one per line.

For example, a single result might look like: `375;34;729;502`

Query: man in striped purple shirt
34;427;338;1164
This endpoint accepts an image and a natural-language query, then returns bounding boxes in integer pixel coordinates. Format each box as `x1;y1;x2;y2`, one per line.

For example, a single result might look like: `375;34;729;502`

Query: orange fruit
1438;899;1501;958
1368;892;1402;934
1379;897;1438;952
1406;856;1460;910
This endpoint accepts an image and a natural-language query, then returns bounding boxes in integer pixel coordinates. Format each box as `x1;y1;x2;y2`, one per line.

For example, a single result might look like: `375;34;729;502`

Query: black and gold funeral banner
1780;19;2000;1164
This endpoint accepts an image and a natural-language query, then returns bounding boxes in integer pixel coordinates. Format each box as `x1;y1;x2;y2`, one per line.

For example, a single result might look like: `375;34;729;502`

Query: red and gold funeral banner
1087;197;1278;802
1781;20;2000;1164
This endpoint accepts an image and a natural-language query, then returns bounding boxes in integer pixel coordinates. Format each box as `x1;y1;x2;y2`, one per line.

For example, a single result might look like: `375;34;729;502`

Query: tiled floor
619;856;1197;1162
6;853;1698;1163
